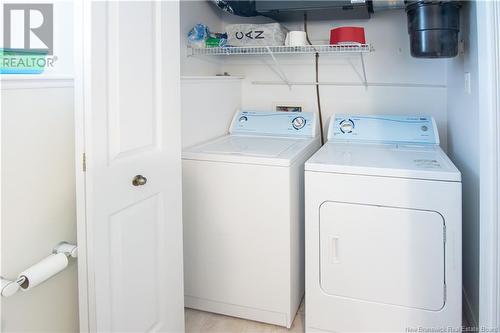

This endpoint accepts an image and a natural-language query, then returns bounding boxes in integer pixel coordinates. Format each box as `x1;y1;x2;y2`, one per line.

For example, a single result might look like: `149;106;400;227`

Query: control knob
340;119;355;133
292;116;306;130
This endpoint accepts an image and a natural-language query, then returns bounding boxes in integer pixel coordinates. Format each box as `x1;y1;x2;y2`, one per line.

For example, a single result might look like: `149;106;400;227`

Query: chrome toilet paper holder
52;241;78;258
0;242;77;297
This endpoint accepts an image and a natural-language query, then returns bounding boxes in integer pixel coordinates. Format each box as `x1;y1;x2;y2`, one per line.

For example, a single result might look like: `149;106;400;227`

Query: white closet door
78;1;184;332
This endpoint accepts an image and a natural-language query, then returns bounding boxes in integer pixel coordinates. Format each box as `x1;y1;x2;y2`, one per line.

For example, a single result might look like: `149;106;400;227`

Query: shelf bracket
265;46;292;90
347;54;368;89
360;53;368;89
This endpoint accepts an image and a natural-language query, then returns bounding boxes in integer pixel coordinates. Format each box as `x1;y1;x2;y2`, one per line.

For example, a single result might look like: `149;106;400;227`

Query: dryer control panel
328;115;439;145
230;111;317;137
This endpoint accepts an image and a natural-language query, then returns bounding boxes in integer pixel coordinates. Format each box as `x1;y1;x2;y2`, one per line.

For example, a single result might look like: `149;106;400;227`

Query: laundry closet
178;1;479;332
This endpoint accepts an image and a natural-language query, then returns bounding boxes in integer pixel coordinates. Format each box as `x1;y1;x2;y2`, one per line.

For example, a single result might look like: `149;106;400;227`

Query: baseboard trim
463;287;478;327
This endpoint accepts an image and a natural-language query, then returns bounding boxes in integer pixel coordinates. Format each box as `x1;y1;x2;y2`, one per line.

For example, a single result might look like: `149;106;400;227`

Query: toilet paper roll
18;253;68;291
285;31;307;47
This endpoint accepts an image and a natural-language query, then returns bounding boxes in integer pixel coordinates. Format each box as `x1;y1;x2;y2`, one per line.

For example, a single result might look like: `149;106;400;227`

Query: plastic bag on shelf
188;24;228;48
188;24;209;48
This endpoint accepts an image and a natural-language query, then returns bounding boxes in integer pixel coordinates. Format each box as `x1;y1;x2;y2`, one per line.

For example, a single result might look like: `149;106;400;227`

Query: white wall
180;1;243;144
181;7;449;148
181;77;242;148
446;2;480;326
1;85;78;332
1;1;77;331
180;0;223;76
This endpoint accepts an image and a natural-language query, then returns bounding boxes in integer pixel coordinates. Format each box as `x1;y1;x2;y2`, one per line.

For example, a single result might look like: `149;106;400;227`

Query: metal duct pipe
371;0;406;12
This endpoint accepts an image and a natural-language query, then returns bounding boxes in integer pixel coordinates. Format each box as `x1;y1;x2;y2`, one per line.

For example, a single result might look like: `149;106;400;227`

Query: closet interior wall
180;2;449;148
446;1;480;326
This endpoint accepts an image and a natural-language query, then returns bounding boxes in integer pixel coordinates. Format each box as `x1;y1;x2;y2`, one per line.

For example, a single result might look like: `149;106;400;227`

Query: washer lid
305;142;461;182
183;135;318;166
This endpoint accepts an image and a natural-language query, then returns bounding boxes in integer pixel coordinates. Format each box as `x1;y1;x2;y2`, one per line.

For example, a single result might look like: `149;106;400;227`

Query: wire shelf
188;44;372;56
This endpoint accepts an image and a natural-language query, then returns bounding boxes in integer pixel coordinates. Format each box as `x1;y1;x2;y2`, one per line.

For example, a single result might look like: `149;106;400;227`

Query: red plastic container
330;27;366;45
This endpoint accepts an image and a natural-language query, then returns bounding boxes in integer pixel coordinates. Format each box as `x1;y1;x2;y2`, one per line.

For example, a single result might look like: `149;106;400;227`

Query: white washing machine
182;110;321;327
305;115;462;332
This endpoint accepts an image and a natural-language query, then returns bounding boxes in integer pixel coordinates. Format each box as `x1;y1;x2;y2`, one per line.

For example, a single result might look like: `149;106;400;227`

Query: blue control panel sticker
231;111;316;137
328;115;439;145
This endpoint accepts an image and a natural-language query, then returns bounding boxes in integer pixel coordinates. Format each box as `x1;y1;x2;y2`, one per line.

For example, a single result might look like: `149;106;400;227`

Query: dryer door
319;202;445;311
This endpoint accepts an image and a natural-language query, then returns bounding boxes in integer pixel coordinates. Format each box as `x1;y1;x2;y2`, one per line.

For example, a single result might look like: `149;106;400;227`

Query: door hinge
82;153;86;172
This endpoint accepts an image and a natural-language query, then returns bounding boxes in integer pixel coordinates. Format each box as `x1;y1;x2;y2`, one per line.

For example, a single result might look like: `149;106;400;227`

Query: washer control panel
328;114;439;145
231;111;316;137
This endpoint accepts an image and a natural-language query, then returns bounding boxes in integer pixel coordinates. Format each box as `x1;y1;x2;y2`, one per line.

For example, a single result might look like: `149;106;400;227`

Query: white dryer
182;111;321;327
305;115;462;332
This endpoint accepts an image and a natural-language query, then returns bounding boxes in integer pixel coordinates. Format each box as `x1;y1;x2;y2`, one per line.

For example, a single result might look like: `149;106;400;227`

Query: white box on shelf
226;23;288;47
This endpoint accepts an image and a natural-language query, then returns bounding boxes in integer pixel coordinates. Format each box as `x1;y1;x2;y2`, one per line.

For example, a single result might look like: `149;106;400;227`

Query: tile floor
185;300;305;333
185;302;469;333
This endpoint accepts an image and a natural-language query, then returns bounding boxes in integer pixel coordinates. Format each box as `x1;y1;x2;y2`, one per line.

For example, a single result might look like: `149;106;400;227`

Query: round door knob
132;175;147;186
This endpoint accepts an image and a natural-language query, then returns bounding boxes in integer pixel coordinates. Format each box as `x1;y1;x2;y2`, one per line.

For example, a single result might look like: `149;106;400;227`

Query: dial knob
340;119;354;133
239;116;248;123
292;116;306;130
